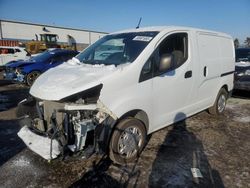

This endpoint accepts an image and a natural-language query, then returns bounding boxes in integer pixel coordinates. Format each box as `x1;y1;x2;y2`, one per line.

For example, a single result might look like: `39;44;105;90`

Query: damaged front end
4;67;25;83
17;84;117;160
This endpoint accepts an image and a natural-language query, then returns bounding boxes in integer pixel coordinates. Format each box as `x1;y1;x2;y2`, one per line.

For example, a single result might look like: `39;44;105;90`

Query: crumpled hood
30;61;123;101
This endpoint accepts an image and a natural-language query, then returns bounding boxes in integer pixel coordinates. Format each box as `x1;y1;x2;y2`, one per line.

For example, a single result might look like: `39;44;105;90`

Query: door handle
203;66;207;77
185;70;192;78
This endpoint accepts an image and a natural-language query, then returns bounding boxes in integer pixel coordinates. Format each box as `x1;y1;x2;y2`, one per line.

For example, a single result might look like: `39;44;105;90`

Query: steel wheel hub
28;72;39;84
218;94;226;113
118;127;142;158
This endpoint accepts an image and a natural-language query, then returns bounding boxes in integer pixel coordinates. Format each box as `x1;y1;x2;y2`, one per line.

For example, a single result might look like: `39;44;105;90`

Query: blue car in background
4;49;79;86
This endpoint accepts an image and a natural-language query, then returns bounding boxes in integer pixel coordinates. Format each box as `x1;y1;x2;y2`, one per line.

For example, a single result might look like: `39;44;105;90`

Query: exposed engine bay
17;84;117;160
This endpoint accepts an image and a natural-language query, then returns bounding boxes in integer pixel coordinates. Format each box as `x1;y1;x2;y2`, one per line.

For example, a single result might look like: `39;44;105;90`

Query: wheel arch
212;84;229;105
26;70;42;85
221;84;229;93
118;109;149;133
25;69;42;76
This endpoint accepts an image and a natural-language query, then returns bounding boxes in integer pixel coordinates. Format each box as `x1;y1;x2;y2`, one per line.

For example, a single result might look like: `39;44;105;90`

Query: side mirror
159;54;174;72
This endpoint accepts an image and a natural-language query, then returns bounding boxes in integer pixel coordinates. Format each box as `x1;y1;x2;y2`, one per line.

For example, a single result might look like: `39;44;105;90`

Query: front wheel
109;118;147;165
26;71;40;86
208;88;228;115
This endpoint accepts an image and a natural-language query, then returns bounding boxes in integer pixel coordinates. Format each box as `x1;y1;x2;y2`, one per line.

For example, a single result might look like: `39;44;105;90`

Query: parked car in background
234;48;250;91
235;48;250;62
4;49;78;86
0;46;30;67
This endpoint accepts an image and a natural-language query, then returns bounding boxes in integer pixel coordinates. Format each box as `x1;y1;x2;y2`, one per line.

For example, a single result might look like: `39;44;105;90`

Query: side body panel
195;32;234;109
101;30;234;135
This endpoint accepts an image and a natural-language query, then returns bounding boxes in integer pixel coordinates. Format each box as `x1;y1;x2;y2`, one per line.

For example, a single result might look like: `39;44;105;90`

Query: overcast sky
0;0;249;43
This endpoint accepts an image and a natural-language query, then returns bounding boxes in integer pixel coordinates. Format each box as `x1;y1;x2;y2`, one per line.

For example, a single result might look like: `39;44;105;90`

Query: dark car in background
4;49;79;86
234;48;250;91
235;48;250;62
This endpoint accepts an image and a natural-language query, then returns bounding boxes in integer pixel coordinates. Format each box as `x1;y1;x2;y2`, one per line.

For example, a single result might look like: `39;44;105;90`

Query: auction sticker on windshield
133;36;153;42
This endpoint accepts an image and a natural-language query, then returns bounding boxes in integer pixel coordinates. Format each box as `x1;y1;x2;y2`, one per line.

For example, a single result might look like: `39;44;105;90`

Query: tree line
234;37;250;48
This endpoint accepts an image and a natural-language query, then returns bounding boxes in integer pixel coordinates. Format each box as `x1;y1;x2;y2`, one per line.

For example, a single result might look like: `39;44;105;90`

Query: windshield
40;35;57;42
76;31;159;65
30;51;54;62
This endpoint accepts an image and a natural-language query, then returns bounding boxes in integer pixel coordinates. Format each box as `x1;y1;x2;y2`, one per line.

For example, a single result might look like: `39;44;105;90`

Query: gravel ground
0;79;249;188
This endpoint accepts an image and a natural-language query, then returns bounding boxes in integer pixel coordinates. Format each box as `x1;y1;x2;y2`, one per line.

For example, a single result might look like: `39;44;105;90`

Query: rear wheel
208;88;228;115
109;118;147;165
26;71;40;86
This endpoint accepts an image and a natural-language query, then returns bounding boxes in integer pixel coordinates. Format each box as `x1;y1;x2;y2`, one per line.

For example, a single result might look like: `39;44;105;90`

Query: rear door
0;48;15;65
6;48;17;62
151;31;195;132
15;48;29;60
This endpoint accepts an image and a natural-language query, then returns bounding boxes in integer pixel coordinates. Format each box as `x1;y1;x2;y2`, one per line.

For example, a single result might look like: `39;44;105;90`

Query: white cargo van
17;26;235;164
0;46;30;66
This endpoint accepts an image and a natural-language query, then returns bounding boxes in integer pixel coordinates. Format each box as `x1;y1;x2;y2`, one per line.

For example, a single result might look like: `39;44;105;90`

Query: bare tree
234;38;239;48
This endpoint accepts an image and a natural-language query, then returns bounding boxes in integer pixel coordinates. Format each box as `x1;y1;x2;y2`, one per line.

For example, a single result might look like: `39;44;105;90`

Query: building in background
0;19;108;50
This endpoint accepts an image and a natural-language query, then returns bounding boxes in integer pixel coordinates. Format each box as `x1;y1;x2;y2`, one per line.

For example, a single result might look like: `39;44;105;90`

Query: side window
139;57;154;82
0;48;4;54
155;33;188;75
139;33;188;82
7;48;15;54
15;49;21;53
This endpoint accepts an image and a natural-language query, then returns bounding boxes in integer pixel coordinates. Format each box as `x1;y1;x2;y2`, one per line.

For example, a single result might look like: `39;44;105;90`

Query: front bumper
3;72;25;83
18;126;61;160
17;96;117;161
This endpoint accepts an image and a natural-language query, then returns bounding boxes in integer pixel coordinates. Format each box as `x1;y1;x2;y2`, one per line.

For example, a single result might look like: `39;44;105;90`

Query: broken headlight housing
60;84;103;104
15;67;23;74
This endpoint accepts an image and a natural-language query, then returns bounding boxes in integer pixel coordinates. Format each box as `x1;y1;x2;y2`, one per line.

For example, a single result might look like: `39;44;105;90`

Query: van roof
112;26;232;38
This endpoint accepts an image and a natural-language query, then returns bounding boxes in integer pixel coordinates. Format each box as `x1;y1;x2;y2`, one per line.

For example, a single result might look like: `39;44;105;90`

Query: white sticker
191;168;203;178
133;36;153;42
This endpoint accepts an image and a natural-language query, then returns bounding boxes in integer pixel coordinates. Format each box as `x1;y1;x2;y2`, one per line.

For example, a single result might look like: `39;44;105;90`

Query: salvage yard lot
0;78;249;188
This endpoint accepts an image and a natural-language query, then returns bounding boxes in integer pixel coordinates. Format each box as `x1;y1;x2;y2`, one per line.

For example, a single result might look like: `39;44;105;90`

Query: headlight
60;84;103;103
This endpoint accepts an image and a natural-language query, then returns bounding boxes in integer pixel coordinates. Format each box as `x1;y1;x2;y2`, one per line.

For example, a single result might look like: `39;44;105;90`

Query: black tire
109;118;147;165
26;71;40;86
208;88;228;116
